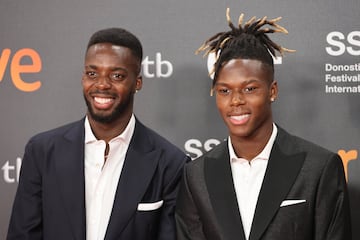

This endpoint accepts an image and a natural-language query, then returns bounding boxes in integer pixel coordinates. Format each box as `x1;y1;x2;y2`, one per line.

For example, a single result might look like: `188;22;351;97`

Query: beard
83;92;134;124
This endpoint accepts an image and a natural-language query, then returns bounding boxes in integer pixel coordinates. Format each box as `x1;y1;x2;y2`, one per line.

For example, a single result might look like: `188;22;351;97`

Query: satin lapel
55;121;86;240
105;121;160;239
249;129;305;240
204;142;246;240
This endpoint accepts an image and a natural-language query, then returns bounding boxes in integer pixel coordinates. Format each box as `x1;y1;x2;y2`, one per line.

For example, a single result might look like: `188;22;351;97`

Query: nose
230;91;245;105
96;75;111;89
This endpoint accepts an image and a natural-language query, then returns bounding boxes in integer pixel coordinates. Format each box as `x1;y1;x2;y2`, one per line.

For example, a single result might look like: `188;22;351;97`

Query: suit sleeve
314;153;352;240
175;165;207;240
157;155;190;240
7;140;43;240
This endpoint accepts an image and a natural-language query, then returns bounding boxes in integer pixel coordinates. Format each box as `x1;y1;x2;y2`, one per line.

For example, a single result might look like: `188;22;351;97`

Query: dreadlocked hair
196;8;295;94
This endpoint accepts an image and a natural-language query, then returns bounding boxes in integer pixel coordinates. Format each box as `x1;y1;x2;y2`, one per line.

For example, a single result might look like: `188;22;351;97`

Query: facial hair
83;91;134;124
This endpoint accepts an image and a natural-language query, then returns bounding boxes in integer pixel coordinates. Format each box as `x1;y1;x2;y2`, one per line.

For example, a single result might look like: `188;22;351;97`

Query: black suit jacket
176;127;351;240
7;118;189;240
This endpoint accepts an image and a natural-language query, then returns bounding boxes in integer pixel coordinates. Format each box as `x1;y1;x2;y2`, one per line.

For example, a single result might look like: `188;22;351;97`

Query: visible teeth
230;114;250;120
94;97;112;104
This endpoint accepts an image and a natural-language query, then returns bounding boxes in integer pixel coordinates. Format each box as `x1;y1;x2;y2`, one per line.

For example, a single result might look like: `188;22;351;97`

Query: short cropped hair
87;27;143;64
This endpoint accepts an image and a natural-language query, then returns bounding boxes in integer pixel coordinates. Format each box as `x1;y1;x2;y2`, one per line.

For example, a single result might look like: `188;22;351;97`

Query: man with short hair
7;27;189;240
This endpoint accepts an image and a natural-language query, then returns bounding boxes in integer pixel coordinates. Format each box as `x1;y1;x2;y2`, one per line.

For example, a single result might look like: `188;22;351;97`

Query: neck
88;113;132;143
230;123;273;161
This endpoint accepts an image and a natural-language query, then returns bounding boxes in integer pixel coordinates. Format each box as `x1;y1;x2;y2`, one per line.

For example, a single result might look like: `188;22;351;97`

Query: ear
269;80;278;102
135;75;143;92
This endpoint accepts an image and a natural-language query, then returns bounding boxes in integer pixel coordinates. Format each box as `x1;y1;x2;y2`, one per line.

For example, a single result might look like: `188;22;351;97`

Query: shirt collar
84;114;136;145
228;123;278;162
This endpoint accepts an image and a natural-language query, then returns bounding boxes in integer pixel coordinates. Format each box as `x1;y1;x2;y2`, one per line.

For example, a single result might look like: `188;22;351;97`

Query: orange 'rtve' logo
0;48;42;92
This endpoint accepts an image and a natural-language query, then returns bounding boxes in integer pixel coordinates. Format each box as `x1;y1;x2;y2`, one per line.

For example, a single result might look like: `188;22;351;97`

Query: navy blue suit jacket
7;118;189;240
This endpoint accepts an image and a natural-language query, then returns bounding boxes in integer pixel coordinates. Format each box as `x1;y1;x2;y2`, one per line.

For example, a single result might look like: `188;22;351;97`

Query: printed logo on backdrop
0;48;41;184
0;49;173;90
2;157;22;183
325;31;360;94
0;48;42;92
142;52;173;78
184;138;357;182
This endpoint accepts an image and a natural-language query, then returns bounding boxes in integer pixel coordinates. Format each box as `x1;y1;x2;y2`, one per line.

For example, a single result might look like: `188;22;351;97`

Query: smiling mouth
91;96;116;110
94;97;113;104
229;114;250;124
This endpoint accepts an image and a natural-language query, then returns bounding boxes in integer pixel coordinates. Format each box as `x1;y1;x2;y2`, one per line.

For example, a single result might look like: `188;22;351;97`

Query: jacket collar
55;118;162;240
104;119;161;239
204;127;306;240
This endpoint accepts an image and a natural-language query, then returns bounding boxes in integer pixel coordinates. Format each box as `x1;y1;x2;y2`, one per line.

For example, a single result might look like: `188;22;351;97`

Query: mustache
90;90;117;97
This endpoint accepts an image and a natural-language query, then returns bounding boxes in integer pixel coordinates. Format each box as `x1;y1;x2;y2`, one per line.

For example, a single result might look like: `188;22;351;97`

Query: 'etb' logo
2;158;22;183
0;48;42;92
142;52;173;78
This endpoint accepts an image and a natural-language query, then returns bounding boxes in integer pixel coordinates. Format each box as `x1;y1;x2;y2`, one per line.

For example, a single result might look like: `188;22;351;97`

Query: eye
110;73;126;81
85;71;97;79
217;88;231;95
243;86;258;93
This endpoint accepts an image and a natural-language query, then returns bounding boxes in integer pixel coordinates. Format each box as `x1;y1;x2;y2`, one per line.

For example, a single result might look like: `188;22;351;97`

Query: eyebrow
84;65;128;72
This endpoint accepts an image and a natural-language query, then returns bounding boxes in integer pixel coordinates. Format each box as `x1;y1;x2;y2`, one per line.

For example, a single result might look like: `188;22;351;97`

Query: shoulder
275;126;340;169
28;119;84;145
276;126;335;155
185;140;227;171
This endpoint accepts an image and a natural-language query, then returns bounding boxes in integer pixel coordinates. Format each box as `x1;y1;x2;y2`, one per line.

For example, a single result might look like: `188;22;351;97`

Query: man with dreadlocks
175;8;351;240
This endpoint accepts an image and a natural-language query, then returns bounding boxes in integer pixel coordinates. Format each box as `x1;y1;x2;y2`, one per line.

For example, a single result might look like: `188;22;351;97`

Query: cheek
252;99;272;116
81;78;92;89
82;83;92;93
81;78;89;88
115;84;130;93
215;97;225;108
215;98;229;115
113;85;135;99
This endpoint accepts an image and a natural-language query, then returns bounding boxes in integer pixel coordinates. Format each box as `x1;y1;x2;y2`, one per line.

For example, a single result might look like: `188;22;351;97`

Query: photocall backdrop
1;0;359;238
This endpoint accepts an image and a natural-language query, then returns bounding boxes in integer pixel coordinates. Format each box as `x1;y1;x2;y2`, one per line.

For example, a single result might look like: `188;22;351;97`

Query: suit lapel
249;128;306;240
55;120;86;240
105;120;160;239
204;142;246;240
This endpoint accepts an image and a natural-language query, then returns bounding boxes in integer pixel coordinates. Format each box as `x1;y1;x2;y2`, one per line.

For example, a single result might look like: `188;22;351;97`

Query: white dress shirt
84;114;135;240
229;124;277;240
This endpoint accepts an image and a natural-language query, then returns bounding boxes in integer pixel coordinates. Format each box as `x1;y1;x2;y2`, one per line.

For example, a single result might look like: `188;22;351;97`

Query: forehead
216;58;272;84
85;43;139;70
85;43;134;62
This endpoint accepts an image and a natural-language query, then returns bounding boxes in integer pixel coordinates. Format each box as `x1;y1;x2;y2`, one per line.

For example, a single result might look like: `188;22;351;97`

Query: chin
89;108;118;123
229;127;253;138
